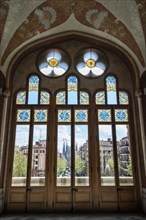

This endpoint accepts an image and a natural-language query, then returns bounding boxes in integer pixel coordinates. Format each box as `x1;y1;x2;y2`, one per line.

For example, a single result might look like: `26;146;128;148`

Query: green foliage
127;157;132;176
12;148;27;177
57;158;67;175
75;155;87;175
107;158;114;175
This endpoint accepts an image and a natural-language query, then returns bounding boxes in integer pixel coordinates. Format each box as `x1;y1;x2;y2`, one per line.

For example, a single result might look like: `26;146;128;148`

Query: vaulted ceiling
0;0;146;77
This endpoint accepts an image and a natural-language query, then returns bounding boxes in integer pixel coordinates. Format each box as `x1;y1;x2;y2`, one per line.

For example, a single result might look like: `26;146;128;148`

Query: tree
57;158;67;176
127;156;132;176
106;158;114;175
75;155;87;176
12;148;27;177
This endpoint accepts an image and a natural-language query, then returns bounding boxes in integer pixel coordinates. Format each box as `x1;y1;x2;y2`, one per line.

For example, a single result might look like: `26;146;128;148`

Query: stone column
0;89;10;214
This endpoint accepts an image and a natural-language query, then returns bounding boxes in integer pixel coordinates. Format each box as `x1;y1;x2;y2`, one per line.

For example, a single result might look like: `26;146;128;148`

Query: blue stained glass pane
115;109;128;122
17;109;30;122
29;76;39;83
106;76;117;105
119;91;129;105
28;75;39;105
16;91;26;104
75;110;88;122
56;91;66;104
95;91;105;104
68;76;78;105
98;109;111;122
34;110;47;122
80;92;89;105
58;110;71;122
40;91;50;105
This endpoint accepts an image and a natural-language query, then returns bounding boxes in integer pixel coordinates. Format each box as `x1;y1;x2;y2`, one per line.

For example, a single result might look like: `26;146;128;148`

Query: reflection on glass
28;75;39;104
106;76;117;104
67;76;78;105
116;125;133;186
57;125;71;186
75;110;88;122
16;91;26;104
56;91;66;105
31;125;47;186
17;109;30;122
119;91;129;105
40;91;50;105
75;125;89;186
80;92;89;105
95;91;105;105
98;125;115;186
12;125;29;186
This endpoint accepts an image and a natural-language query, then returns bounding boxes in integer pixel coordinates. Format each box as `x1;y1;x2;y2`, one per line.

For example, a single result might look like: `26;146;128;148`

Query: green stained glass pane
17;109;30;122
98;109;111;122
119;91;129;105
40;91;50;105
16;91;26;104
95;91;105;104
34;109;47;122
56;91;66;105
80;92;89;105
115;109;128;122
75;110;88;122
58;110;71;122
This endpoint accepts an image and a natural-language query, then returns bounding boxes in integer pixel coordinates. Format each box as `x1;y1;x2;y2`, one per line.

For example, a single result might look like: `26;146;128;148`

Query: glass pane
57;125;71;186
16;91;26;104
95;91;105;105
98;125;115;186
40;91;50;105
12;125;29;186
75;125;89;186
31;125;47;186
115;109;128;122
17;109;30;122
106;76;117;104
67;76;78;105
34;109;47;122
98;109;111;122
119;91;129;105
56;91;66;105
116;125;133;186
80;92;89;105
58;110;71;122
75;109;88;122
28;75;39;104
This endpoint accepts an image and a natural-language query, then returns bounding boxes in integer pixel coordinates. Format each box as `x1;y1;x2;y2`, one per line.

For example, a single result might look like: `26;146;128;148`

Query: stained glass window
40;91;50;105
115;109;128;122
95;91;105;105
56;91;66;105
17;109;30;122
58;110;71;122
75;110;88;122
98;109;111;122
80;92;89;105
106;76;117;104
28;75;39;105
34;110;47;122
16;91;26;104
38;49;69;77
76;48;108;78
67;76;78;105
119;91;129;105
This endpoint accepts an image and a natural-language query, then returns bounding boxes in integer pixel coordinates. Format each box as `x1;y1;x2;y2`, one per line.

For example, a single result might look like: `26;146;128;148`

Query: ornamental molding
135;89;143;98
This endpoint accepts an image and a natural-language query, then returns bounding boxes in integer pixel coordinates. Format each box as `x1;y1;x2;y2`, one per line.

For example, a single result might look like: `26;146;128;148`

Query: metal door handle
72;187;78;191
27;188;32;192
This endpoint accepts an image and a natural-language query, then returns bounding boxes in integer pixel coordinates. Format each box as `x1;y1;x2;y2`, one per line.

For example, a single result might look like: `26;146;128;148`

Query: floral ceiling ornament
34;6;57;30
86;9;108;29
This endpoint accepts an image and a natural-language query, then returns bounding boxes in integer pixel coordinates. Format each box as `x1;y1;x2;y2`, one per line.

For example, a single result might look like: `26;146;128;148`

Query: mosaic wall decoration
58;110;71;122
115;109;128;122
17;109;30;122
75;110;88;122
80;92;89;105
98;109;111;122
95;91;105;105
56;91;66;105
40;91;50;105
16;91;26;104
34;109;47;122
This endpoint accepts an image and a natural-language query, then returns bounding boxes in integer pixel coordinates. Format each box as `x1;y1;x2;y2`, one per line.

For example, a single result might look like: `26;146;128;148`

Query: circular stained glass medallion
99;111;110;121
19;111;29;121
60;111;69;121
36;111;46;121
116;111;126;121
76;111;86;121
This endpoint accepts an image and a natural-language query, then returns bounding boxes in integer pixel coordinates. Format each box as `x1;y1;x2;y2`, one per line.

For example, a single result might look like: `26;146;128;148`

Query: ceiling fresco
0;0;146;75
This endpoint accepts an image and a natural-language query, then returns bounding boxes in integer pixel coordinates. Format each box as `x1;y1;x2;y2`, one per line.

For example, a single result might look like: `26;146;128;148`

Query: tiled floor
0;213;146;220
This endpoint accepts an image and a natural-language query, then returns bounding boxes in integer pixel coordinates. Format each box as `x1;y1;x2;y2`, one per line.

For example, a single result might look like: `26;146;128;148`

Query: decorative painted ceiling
0;0;146;77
